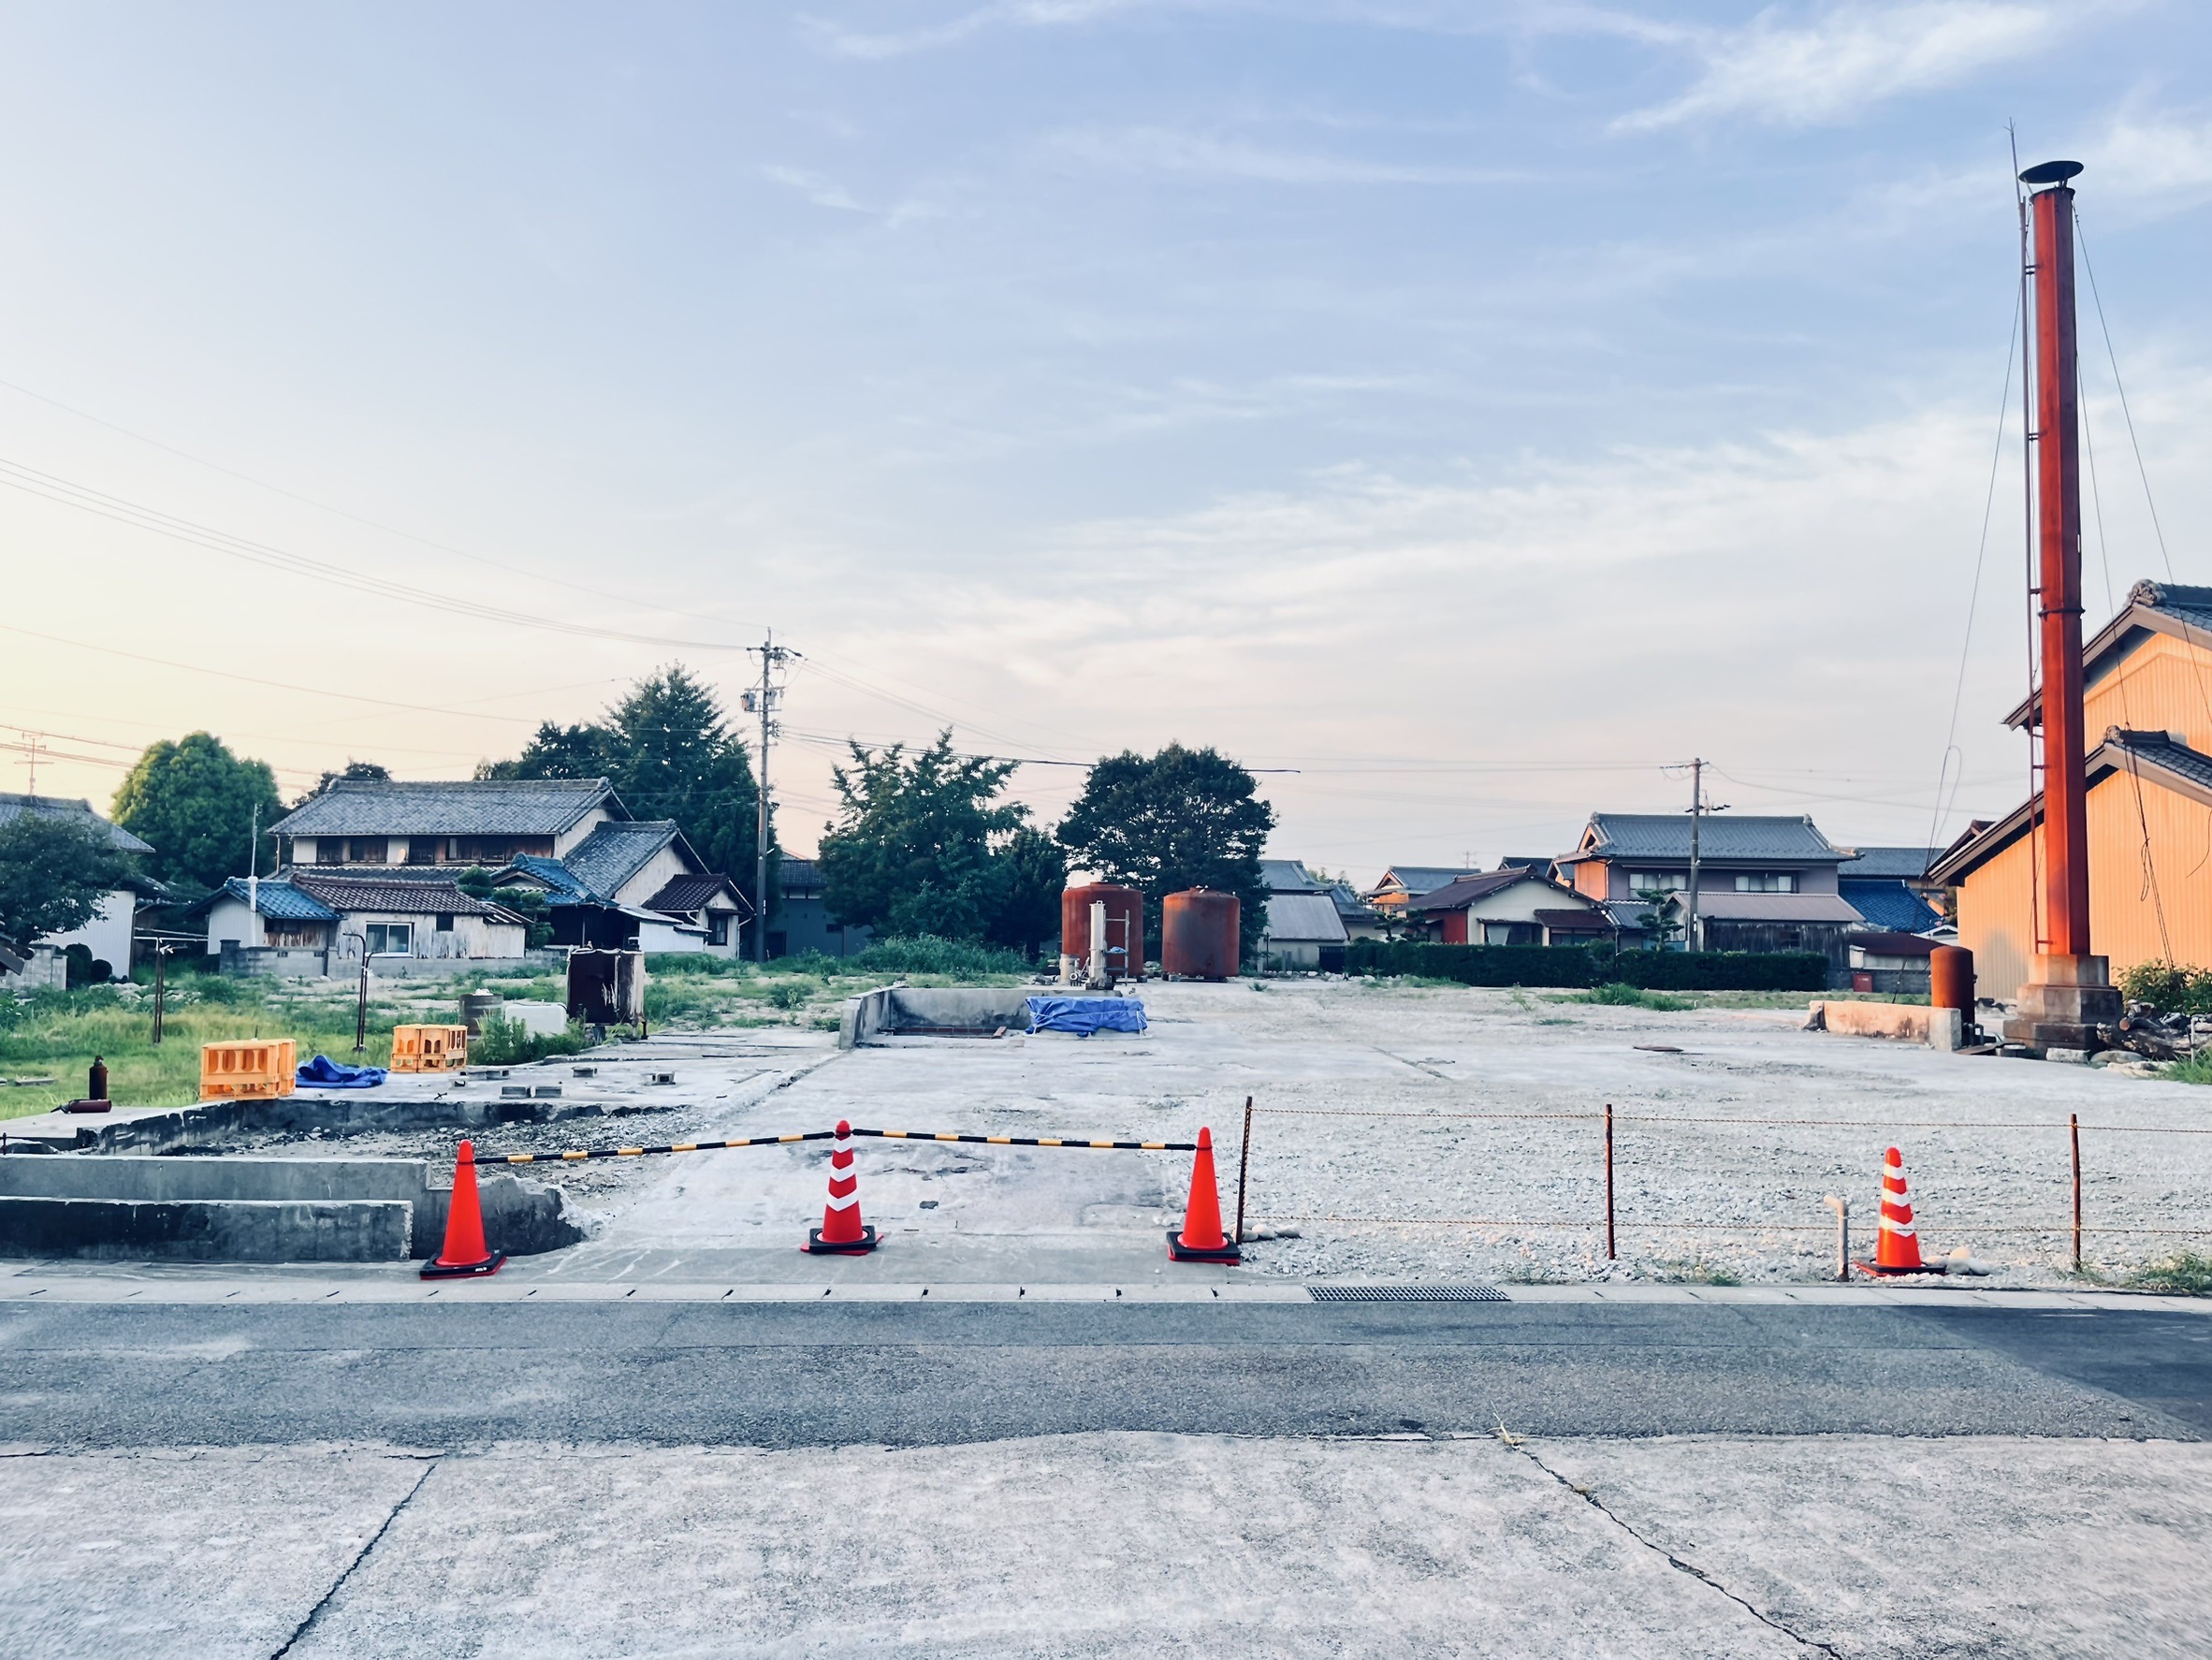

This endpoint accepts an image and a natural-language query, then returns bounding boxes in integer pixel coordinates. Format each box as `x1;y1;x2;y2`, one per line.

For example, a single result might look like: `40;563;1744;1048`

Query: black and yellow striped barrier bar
851;1129;1196;1151
481;1127;1195;1163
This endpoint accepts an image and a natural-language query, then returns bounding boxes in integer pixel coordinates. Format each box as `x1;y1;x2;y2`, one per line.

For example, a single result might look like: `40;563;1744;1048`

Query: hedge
1343;939;1827;993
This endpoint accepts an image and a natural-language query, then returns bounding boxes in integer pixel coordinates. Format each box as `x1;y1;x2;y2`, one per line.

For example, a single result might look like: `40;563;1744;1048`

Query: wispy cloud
797;0;1155;61
1618;2;2063;132
2089;104;2212;209
1054;124;1531;184
759;164;871;212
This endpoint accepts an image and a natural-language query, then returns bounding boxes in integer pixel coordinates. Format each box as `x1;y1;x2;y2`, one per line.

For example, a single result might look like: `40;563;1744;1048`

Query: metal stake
1604;1102;1616;1260
1824;1195;1850;1281
1234;1095;1254;1245
151;944;166;1045
2071;1112;2083;1272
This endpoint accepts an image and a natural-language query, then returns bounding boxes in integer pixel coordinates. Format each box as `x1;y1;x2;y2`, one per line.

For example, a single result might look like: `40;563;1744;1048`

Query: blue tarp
297;1054;388;1089
1025;996;1148;1037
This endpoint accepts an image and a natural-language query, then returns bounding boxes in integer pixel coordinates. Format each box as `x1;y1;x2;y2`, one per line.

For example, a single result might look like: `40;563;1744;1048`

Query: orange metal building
1932;580;2212;999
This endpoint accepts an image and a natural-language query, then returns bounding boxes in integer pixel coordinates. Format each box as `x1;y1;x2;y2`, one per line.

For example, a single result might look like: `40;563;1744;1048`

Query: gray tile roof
2132;579;2212;633
1260;858;1322;893
643;873;747;919
1838;845;1941;880
2115;728;2212;793
1364;865;1480;901
1572;813;1843;864
0;793;153;854
269;779;618;838
1409;870;1543;911
291;871;515;918
563;821;682;900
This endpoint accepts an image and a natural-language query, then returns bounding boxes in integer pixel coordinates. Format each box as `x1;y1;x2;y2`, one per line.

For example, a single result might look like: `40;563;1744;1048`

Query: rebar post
1234;1095;1254;1245
2071;1112;2083;1272
1604;1102;1617;1260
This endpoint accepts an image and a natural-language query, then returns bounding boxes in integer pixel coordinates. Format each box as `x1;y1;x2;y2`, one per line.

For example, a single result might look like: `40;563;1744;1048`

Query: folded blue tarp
297;1053;388;1089
1025;996;1148;1037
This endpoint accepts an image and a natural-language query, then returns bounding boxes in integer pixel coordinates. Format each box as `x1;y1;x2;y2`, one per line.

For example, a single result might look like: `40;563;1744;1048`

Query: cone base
1853;1258;1936;1277
420;1252;506;1279
806;1226;879;1256
1166;1229;1241;1263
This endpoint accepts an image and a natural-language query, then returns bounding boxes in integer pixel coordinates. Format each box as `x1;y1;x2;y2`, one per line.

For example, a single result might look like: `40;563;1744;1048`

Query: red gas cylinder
1161;889;1240;981
1061;883;1144;983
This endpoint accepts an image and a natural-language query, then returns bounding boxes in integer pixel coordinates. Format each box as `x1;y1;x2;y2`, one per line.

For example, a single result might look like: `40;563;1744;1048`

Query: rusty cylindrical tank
1930;946;1974;1021
1060;883;1144;983
1161;888;1240;981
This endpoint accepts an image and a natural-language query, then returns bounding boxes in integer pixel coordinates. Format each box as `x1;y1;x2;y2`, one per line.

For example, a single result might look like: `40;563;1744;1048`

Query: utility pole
743;633;792;963
247;801;260;925
1685;758;1703;954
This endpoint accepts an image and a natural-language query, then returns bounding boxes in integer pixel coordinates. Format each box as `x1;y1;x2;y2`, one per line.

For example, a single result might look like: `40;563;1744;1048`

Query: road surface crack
1502;1434;1841;1656
269;1455;439;1658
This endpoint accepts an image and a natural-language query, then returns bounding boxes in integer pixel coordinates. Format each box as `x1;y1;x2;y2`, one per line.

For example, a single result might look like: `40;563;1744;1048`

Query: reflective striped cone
1856;1144;1928;1276
421;1139;505;1279
807;1118;879;1255
1166;1126;1241;1263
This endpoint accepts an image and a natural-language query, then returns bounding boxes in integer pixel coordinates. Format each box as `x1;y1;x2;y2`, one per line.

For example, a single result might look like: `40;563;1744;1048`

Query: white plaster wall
1463;879;1597;927
38;890;136;974
203;895;263;954
611;844;692;909
552;808;618;858
637;918;706;954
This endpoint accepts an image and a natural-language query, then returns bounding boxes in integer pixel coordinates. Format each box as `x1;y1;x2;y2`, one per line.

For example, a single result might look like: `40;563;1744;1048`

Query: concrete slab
6;1434;2208;1657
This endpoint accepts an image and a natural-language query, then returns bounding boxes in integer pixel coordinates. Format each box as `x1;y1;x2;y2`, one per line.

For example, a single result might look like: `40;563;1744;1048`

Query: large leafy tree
0;814;138;954
477;667;770;913
1056;743;1276;957
294;759;390;809
818;732;1057;949
111;733;283;896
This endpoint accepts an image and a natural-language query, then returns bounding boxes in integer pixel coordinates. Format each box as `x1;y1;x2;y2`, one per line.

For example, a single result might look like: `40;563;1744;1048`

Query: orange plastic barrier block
391;1024;470;1073
199;1038;298;1101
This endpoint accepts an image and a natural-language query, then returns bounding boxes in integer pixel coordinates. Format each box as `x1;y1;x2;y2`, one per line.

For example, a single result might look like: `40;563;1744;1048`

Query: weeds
2125;1251;2212;1295
470;1013;589;1067
1566;982;1694;1012
2161;1053;2212;1086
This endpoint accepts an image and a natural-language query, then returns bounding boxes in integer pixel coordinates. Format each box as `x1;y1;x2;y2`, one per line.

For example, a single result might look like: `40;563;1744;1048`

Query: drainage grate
1306;1283;1507;1303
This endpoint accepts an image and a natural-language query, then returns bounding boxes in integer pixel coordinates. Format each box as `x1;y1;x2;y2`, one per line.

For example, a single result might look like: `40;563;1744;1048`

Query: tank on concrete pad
1060;883;1144;983
1162;888;1240;981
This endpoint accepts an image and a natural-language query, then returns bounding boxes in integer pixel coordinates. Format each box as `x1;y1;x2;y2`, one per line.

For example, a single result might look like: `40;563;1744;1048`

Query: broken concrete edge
840;984;1131;1048
1807;1001;1963;1051
0;1157;581;1261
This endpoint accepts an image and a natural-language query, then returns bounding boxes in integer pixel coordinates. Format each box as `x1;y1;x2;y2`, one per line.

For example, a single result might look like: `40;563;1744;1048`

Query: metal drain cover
1306;1284;1506;1303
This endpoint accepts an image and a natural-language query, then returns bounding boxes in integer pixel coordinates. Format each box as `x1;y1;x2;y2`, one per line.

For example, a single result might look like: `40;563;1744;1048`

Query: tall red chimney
2006;160;2120;1051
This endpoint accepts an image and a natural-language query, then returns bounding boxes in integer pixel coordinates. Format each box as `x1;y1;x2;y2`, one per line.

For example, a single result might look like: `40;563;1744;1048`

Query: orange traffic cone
1166;1126;1240;1262
1855;1145;1928;1276
421;1139;505;1279
807;1119;879;1255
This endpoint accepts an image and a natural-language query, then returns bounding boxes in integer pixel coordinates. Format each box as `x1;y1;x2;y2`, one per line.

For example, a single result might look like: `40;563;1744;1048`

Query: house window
706;912;729;946
1735;873;1797;893
1627;870;1688;893
366;922;413;955
313;839;341;865
405;838;437;865
436;913;455;933
1481;922;1540;946
346;838;387;864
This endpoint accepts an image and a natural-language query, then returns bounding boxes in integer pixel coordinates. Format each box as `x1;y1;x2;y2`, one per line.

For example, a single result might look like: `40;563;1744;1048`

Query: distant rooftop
271;778;619;838
0;793;152;855
1567;814;1843;865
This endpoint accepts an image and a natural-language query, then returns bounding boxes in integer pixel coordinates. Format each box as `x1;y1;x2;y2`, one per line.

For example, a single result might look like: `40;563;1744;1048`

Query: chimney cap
2019;159;2084;187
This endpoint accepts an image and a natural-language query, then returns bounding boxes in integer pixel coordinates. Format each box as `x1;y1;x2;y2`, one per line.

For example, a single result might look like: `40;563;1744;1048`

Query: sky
3;1;2209;880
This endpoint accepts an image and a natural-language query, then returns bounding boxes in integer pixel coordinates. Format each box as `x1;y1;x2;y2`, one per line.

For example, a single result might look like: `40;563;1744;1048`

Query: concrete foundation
839;985;1124;1048
2005;955;2124;1050
0;1155;580;1260
1808;1001;1962;1050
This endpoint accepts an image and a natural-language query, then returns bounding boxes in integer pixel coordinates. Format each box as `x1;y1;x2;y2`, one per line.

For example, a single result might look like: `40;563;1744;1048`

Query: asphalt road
6;1299;2205;1447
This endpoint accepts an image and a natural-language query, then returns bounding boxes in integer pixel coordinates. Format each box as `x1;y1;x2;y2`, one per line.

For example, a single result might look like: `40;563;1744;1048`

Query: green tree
111;733;283;896
1056;743;1276;958
476;667;771;918
818;733;1047;943
0;813;138;954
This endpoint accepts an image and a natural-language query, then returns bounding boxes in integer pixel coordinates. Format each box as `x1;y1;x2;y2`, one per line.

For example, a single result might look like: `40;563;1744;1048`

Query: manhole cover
1305;1284;1506;1303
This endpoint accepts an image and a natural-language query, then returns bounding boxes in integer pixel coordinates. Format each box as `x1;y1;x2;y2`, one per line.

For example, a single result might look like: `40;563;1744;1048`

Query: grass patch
1653;1260;1742;1286
1564;982;1695;1012
469;1013;589;1067
0;978;409;1118
2161;1053;2212;1086
2125;1251;2212;1295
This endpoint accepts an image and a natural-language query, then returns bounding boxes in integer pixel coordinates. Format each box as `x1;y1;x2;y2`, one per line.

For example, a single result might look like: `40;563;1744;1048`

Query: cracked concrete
6;1434;2209;1657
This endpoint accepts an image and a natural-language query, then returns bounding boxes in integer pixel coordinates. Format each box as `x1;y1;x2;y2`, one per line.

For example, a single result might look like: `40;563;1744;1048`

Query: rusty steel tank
1060;883;1144;984
1161;888;1240;981
1931;945;1975;1033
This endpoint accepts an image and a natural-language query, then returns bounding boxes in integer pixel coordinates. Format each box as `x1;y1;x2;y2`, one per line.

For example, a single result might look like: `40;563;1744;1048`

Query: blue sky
4;2;2208;873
